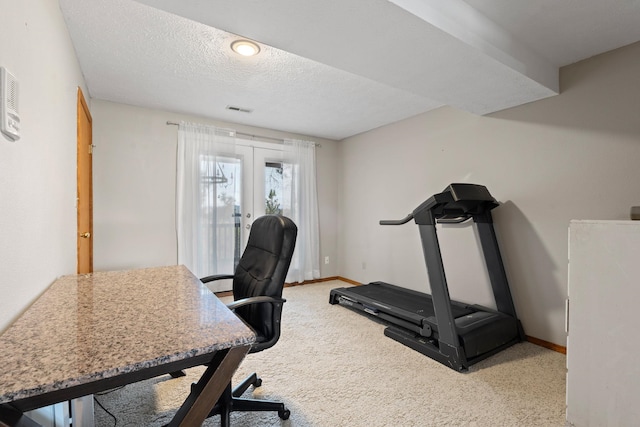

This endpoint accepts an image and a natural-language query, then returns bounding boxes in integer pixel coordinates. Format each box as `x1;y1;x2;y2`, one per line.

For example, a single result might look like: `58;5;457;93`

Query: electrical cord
93;387;123;427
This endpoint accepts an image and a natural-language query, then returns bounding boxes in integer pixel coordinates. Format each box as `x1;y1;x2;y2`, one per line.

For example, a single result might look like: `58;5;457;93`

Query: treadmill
330;184;524;371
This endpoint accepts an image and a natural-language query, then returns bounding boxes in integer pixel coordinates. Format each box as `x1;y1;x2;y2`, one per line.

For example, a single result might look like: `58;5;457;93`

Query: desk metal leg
70;396;94;427
168;345;250;427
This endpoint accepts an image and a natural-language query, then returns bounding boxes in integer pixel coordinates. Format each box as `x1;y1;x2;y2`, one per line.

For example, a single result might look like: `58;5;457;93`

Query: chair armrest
227;296;286;311
228;295;287;353
200;274;234;283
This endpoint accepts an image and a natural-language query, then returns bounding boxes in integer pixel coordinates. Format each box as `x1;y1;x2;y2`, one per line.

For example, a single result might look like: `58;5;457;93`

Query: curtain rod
166;121;321;147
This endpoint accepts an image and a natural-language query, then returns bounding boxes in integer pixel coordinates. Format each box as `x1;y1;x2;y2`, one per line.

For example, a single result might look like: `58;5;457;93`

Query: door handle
80;232;91;238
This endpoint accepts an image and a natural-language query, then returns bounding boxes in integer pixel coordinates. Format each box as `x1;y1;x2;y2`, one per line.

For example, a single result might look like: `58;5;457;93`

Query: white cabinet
567;220;640;426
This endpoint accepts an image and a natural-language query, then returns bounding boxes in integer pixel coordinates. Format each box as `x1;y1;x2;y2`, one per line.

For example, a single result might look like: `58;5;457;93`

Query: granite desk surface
0;265;255;405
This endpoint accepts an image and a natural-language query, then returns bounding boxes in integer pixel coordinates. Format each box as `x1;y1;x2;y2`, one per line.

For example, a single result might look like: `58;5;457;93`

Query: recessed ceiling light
231;40;261;57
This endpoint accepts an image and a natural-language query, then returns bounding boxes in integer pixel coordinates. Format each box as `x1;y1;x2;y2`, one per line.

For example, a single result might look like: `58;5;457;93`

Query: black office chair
202;215;297;426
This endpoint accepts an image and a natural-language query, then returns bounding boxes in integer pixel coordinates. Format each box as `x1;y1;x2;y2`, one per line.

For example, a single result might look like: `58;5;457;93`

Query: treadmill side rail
384;327;468;372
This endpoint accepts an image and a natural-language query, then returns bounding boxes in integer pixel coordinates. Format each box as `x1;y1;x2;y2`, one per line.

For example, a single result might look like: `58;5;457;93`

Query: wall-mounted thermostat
0;67;20;141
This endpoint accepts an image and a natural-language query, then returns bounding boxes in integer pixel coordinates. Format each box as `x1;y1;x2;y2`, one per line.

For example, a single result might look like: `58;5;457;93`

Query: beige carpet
94;281;566;426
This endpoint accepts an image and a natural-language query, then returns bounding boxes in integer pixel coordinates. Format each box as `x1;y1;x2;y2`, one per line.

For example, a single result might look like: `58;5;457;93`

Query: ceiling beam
389;0;558;94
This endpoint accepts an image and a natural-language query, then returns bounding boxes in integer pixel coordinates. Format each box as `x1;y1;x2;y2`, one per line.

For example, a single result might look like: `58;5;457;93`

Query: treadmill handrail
380;213;470;225
380;213;414;225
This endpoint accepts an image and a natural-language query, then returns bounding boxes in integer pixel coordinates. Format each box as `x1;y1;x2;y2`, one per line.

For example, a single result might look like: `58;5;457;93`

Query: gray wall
0;1;87;332
338;42;640;346
91;100;340;277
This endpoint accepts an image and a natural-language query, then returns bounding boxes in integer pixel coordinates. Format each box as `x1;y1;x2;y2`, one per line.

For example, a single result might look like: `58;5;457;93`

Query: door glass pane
200;154;242;275
264;162;283;215
264;161;292;216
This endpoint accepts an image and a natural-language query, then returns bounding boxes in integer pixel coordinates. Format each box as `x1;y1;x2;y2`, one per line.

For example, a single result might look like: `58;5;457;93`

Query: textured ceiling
58;0;640;140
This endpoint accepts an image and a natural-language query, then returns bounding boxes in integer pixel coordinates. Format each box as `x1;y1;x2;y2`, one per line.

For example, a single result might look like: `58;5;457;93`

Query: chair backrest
233;215;297;349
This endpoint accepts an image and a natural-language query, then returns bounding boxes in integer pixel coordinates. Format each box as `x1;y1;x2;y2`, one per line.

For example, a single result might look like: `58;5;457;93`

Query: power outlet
324;256;330;265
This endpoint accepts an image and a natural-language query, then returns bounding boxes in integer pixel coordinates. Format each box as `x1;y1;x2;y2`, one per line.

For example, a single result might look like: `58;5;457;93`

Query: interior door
77;88;93;274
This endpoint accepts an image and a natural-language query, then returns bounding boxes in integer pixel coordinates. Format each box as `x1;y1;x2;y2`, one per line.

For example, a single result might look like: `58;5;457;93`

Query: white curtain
176;122;238;278
283;139;321;283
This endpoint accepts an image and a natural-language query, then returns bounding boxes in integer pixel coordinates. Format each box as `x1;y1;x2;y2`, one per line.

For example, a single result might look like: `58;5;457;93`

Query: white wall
91;100;340;277
0;1;87;332
338;42;640;346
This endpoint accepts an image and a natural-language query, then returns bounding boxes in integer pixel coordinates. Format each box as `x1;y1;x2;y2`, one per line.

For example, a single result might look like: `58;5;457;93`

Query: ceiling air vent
226;105;253;113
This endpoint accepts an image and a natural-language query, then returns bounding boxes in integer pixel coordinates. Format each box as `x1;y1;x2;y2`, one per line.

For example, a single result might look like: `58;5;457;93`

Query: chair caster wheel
278;408;290;420
253;377;262;387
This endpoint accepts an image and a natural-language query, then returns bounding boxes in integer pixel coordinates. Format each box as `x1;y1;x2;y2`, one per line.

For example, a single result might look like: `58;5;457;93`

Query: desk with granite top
0;265;255;426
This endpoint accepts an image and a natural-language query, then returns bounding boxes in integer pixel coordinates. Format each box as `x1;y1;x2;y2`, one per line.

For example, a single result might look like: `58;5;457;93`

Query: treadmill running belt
344;282;475;319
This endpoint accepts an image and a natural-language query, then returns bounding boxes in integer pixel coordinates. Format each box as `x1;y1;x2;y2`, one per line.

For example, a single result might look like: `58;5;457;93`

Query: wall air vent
226;105;253;113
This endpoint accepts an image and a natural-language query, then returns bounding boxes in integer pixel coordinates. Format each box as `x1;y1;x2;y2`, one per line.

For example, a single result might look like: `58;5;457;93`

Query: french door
205;143;287;292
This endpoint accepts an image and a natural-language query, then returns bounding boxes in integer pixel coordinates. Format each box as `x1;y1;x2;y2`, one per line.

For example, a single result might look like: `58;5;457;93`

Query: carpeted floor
93;281;566;426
